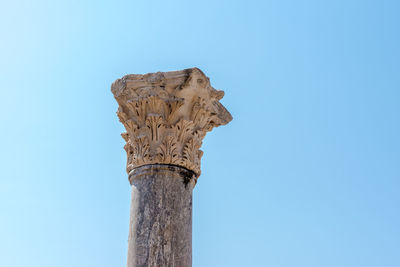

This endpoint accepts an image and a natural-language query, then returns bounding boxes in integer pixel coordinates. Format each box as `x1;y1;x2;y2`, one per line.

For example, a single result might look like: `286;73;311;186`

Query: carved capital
112;68;232;178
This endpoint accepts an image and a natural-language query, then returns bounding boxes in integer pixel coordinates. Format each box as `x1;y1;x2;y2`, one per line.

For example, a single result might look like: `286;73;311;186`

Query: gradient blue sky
1;0;399;266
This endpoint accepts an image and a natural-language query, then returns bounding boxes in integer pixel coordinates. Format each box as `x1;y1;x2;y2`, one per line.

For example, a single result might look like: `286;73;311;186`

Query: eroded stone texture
127;165;195;267
112;68;232;178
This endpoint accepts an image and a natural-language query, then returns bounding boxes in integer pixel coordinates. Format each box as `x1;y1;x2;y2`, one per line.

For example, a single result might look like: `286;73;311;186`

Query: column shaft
127;164;195;267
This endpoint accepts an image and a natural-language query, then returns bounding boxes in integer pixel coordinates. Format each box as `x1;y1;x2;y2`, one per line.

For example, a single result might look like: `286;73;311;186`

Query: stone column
112;68;232;267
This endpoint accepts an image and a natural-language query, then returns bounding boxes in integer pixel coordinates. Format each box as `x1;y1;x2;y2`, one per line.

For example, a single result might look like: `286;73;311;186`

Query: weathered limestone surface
127;165;195;267
112;67;232;178
112;68;232;267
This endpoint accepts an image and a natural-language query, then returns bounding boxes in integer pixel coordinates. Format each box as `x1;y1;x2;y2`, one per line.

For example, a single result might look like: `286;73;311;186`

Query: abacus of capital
111;68;232;267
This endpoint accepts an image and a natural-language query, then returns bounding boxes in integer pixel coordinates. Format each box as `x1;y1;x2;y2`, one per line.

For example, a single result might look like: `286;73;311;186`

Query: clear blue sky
1;0;399;266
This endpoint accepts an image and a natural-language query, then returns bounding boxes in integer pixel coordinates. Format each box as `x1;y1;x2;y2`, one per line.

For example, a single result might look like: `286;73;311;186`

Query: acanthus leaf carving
112;68;232;179
145;115;165;142
157;135;179;164
182;137;202;175
126;99;147;126
190;97;213;131
166;97;184;124
132;136;152;166
174;119;194;143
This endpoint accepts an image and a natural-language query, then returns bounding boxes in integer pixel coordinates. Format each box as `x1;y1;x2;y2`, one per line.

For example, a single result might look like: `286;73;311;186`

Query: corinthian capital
111;68;232;178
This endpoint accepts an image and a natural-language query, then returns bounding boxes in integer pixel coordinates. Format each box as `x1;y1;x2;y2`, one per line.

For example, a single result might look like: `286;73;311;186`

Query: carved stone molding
111;68;232;178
